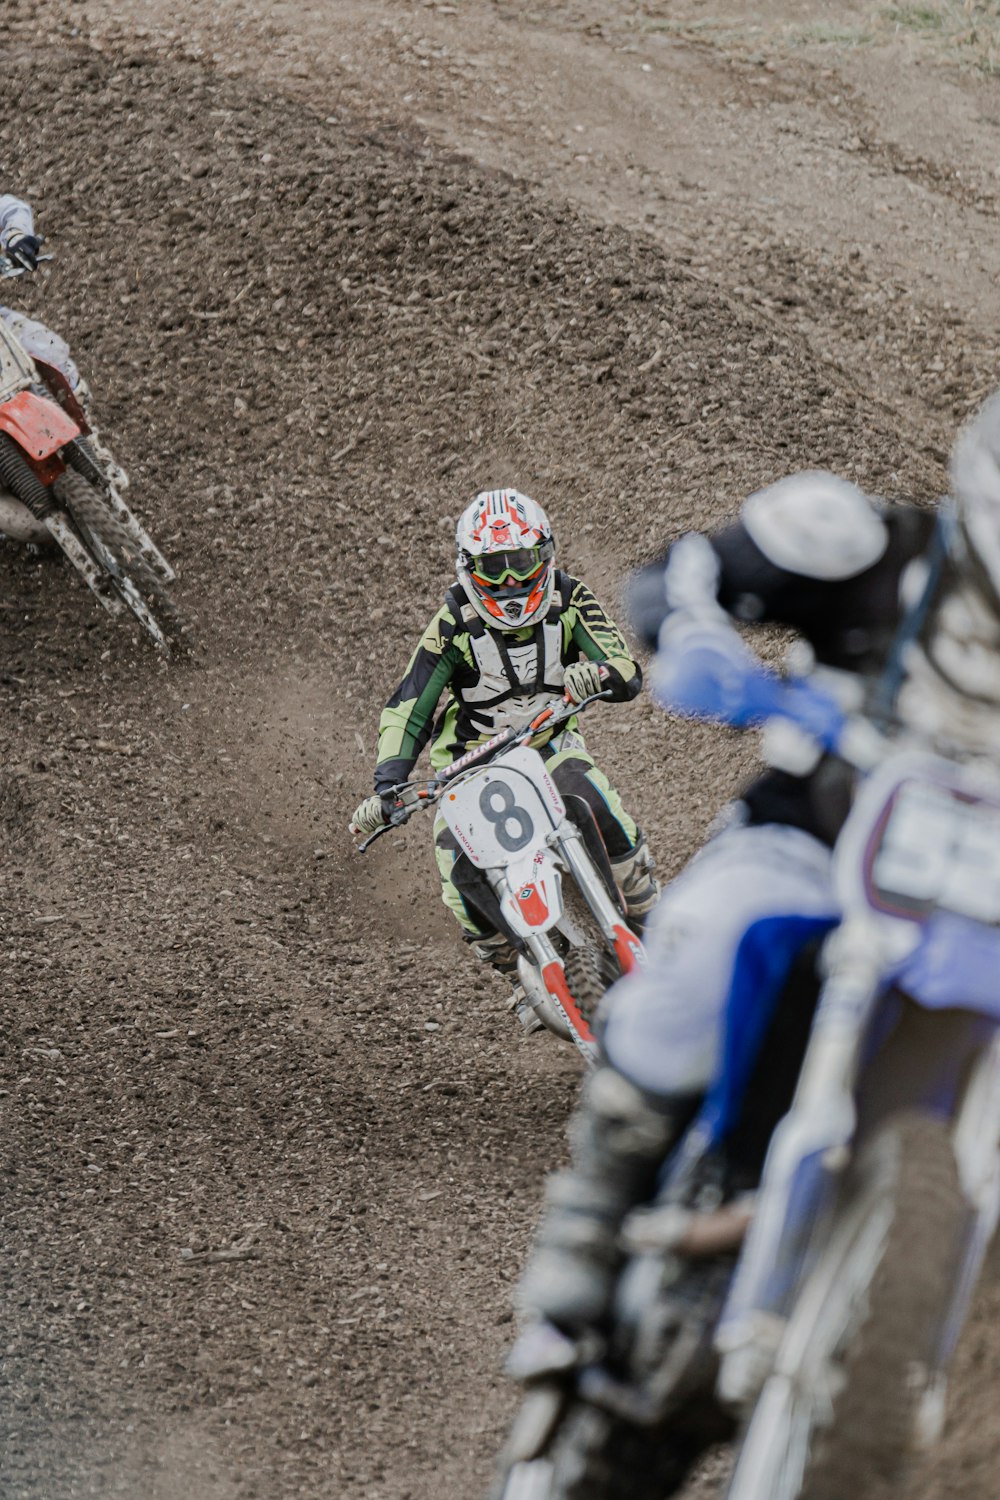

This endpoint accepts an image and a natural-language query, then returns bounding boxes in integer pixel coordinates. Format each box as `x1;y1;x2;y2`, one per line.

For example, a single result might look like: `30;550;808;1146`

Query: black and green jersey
374;571;641;794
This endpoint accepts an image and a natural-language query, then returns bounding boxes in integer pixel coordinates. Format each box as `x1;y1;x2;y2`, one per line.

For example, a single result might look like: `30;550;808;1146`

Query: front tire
725;1111;966;1500
494;1400;699;1500
563;945;607;1026
54;468;183;649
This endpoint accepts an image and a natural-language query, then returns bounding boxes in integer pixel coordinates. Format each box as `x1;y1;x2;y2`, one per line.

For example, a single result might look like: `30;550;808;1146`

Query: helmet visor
471;542;553;585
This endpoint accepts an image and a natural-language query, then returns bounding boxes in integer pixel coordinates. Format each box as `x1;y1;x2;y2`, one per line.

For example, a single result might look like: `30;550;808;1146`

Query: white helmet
456;489;556;630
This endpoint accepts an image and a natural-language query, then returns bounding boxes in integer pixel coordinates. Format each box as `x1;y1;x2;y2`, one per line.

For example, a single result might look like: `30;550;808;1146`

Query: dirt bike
0;252;176;650
493;613;1000;1500
355;687;645;1063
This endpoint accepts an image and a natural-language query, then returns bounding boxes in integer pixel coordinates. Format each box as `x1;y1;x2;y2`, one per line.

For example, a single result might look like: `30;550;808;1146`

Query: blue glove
652;617;776;728
774;676;847;753
653;616;847;750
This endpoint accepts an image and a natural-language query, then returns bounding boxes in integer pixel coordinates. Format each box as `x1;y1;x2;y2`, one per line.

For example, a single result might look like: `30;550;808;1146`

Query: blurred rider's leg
520;823;837;1333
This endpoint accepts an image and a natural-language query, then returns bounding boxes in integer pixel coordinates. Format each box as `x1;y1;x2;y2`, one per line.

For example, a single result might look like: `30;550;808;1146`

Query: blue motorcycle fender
890;911;1000;1019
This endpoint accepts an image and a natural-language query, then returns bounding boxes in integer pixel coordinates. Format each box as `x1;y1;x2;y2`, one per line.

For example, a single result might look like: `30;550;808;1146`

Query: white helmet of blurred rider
456;489;556;631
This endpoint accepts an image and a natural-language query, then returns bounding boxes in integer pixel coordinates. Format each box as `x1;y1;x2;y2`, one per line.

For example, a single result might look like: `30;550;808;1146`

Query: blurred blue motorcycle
493;617;1000;1500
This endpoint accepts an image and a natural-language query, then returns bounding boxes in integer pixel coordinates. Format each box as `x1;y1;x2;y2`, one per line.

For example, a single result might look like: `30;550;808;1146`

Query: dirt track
2;2;999;1496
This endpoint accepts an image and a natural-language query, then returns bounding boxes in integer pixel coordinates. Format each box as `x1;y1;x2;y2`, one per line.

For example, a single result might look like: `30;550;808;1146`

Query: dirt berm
0;2;997;1497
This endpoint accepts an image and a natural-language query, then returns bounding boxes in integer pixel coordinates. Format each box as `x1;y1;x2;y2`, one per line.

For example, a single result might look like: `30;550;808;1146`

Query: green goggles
471;542;553;584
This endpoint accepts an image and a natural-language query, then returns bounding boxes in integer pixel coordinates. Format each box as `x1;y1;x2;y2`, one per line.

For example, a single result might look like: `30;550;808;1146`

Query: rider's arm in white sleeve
0;195;35;251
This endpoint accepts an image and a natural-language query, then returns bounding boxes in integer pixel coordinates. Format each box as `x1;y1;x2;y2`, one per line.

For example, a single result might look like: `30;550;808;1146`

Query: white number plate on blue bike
866;778;1000;924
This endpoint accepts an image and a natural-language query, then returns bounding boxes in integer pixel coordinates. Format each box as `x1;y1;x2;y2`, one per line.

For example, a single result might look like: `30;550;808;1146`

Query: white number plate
440;748;565;870
867;778;1000;924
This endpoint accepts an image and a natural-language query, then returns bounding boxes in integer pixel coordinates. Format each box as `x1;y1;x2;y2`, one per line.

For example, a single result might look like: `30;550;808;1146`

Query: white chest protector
460;620;567;735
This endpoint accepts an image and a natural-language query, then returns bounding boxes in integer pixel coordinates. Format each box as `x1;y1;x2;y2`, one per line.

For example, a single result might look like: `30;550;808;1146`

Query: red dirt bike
0;252;176;649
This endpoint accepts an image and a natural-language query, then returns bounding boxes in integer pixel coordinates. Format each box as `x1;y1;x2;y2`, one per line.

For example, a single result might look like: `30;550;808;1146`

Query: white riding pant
601;823;838;1097
0;306;81;389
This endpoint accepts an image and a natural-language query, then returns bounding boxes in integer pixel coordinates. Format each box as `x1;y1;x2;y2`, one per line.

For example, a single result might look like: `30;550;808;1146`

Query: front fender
0;388;80;478
499;852;564;938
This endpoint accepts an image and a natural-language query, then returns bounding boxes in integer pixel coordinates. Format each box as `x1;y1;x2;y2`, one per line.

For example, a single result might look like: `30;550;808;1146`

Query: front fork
513;914;598;1065
494;824;642;1066
715;916;885;1408
557;824;645;976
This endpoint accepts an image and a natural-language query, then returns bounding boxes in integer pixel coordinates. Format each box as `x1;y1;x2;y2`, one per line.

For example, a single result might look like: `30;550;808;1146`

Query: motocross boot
469;931;543;1033
519;1064;696;1332
612;834;660;935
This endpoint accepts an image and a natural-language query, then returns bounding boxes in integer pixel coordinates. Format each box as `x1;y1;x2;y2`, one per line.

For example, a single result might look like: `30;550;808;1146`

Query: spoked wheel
725;1112;965;1500
54;469;176;649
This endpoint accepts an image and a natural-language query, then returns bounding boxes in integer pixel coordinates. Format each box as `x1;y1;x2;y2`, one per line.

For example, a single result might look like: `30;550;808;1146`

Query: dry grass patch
628;2;1000;70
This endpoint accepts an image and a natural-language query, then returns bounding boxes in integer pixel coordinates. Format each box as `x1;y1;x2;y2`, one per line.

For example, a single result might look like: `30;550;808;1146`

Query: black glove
7;234;42;271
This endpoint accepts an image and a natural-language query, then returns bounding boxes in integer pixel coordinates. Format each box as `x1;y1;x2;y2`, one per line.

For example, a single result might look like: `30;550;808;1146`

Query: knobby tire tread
562;945;607;1026
800;1110;966;1500
54;468;165;599
560;883;622;1009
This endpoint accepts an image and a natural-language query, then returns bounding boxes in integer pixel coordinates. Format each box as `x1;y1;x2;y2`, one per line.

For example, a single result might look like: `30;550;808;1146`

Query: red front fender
0;388;81;481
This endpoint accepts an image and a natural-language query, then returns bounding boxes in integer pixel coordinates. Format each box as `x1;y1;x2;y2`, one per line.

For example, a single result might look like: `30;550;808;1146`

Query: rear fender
32;360;90;433
0;389;79;482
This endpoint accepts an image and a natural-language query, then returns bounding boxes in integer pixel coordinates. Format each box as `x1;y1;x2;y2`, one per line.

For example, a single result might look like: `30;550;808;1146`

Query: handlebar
354;684;615;853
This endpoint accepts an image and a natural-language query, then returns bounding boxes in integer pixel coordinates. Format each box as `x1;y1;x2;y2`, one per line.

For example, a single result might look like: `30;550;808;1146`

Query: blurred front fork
714;915;885;1409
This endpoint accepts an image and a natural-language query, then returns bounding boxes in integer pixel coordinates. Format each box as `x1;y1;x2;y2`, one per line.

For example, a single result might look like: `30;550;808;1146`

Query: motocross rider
0;191;82;391
350;489;659;1029
520;391;1000;1335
